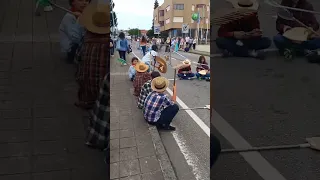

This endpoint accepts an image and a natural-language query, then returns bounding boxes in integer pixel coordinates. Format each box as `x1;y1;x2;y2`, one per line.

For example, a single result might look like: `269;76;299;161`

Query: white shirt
185;37;189;42
141;50;158;65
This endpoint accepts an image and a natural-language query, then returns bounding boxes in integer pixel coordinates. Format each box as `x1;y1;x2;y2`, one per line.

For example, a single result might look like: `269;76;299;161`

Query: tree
147;29;154;37
151;0;159;35
110;1;117;27
128;28;140;36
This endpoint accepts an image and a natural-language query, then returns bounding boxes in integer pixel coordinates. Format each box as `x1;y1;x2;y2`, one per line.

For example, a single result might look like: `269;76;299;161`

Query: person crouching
137;71;161;109
133;62;152;96
128;57;139;81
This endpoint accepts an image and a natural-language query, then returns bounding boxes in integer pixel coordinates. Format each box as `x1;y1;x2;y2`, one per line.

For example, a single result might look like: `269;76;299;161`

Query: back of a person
59;13;81;53
118;38;128;51
144;92;165;120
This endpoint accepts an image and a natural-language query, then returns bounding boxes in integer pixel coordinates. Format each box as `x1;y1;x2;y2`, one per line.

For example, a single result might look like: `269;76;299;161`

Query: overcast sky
113;0;164;30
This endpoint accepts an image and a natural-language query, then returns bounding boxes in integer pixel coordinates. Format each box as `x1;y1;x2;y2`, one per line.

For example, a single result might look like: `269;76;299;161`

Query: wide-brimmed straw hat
199;70;208;75
79;2;109;34
151;77;169;92
212;8;257;25
135;62;149;73
182;59;191;65
283;27;311;42
226;0;259;10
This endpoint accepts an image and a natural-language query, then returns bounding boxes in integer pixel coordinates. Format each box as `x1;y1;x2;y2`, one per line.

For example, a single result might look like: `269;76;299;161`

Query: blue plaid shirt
143;91;174;122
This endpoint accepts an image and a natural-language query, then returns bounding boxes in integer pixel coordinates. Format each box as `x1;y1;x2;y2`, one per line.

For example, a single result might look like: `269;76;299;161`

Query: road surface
128;42;211;180
211;0;320;180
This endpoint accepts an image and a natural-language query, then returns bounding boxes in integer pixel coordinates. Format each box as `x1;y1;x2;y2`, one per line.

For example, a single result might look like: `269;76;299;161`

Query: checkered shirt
143;91;174;123
137;80;153;109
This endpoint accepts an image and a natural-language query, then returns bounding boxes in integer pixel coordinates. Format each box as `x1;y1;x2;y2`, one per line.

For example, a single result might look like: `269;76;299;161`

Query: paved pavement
211;0;320;180
109;53;176;180
130;43;210;180
0;0;108;179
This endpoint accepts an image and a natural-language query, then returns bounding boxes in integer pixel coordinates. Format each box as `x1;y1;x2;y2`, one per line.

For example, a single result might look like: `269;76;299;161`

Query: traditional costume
133;63;152;96
177;60;195;80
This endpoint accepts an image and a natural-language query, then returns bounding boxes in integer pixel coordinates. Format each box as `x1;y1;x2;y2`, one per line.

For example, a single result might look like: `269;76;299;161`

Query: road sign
154;26;160;34
182;24;189;33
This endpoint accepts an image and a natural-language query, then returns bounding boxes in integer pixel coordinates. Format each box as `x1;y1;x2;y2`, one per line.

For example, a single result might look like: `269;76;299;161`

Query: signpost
154;25;160;35
182;24;189;34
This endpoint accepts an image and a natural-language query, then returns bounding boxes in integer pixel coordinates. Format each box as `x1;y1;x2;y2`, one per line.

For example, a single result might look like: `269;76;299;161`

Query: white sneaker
123;63;127;66
44;5;53;12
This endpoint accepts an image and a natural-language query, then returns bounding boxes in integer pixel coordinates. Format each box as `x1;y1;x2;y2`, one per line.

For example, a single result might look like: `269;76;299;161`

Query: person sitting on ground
273;0;320;62
196;55;210;81
133;63;152;96
137;71;161;109
144;77;179;131
128;57;139;81
141;45;158;72
177;59;195;80
215;0;271;59
59;0;90;63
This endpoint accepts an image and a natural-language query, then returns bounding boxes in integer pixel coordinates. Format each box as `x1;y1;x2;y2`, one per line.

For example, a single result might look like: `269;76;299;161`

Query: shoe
123;63;127;66
198;77;202;80
157;125;176;131
188;77;191;80
205;77;210;81
44;5;53;12
284;48;293;61
306;50;320;63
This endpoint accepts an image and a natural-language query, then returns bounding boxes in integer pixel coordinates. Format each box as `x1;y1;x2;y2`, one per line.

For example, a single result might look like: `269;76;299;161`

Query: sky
113;0;164;30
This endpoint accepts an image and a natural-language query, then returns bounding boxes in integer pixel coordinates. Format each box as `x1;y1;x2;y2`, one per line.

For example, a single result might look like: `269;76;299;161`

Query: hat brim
151;78;169;92
135;63;149;72
226;0;259;10
283;27;310;42
199;70;207;75
79;3;110;34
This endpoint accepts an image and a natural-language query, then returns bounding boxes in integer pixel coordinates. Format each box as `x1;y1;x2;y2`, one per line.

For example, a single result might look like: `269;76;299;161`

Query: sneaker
306;50;320;63
222;50;233;58
44;5;53;12
187;77;191;80
198;77;202;80
283;48;293;61
249;50;265;60
123;63;127;66
205;77;210;81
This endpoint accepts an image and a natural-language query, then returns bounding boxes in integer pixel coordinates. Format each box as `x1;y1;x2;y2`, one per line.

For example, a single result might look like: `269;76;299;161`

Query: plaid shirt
133;72;152;96
143;92;174;123
137;80;152;109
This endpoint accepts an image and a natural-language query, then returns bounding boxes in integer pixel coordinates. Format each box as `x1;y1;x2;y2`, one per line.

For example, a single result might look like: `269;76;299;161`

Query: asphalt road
211;0;320;180
129;42;210;180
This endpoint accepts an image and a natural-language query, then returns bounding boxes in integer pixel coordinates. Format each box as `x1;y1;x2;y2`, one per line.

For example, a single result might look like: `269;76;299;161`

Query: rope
221;143;311;153
264;0;320;15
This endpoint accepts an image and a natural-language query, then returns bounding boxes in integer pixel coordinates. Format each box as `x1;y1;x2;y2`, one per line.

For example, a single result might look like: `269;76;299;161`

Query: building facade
153;0;210;39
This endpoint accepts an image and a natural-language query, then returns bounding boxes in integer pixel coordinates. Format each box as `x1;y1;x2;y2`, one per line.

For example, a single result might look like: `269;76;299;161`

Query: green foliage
147;29;154;37
128;28;140;36
110;1;117;27
154;0;159;9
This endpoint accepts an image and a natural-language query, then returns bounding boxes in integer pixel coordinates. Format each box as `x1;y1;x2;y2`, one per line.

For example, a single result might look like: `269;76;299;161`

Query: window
160;21;164;26
165;18;170;24
173;17;183;23
196;4;205;8
159;10;164;16
173;4;184;10
166;5;170;12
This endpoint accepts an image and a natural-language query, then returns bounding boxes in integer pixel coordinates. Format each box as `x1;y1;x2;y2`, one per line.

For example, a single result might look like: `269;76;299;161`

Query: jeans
177;73;195;79
210;134;221;167
156;104;179;127
118;50;126;61
110;47;114;55
273;34;320;53
196;72;210;79
141;46;146;56
130;75;135;81
216;37;271;57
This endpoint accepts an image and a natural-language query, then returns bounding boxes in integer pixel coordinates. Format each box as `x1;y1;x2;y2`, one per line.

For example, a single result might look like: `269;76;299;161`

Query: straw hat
151;77;169;92
135;62;149;73
199;70;208;75
79;3;109;34
283;27;311;42
226;0;259;10
212;8;257;25
182;59;191;65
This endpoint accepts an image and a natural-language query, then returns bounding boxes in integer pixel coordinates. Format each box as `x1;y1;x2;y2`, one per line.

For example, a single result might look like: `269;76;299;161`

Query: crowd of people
215;0;320;62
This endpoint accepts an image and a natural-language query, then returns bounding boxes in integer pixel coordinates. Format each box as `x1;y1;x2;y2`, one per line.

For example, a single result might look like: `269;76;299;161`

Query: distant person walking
140;36;147;56
116;32;129;65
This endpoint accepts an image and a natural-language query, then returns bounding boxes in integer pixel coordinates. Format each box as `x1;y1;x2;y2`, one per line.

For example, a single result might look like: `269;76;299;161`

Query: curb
178;49;210;56
148;125;177;180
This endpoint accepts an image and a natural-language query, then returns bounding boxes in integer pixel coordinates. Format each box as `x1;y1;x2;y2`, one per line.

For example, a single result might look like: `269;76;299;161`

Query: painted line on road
212;110;287;180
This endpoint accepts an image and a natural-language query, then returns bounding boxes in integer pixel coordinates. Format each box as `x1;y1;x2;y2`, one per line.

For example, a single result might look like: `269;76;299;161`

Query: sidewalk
0;0;107;179
179;44;210;56
110;53;177;180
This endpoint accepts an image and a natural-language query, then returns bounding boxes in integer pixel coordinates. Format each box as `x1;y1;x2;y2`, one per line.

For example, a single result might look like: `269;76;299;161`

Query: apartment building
153;0;210;38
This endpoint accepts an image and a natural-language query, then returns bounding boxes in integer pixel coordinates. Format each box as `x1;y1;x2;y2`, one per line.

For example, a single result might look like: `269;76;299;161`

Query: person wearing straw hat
177;59;195;80
75;2;109;109
215;0;271;60
137;71;161;109
133;63;152;96
141;45;158;72
59;0;91;63
273;0;320;62
196;55;210;81
143;77;179;131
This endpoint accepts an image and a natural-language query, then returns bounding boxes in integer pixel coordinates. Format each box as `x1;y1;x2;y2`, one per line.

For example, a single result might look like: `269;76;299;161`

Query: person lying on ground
141;45;158;72
128;57;139;81
177;59;195;80
75;2;108;110
144;77;179;131
137;71;161;109
273;0;320;62
215;0;271;60
133;63;152;96
86;73;110;150
59;0;90;63
196;55;210;81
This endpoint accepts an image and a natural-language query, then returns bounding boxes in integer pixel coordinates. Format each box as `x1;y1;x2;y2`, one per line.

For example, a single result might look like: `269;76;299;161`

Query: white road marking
131;51;210;179
212;110;287;180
